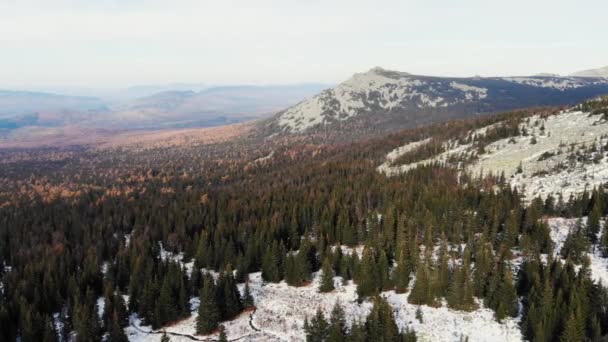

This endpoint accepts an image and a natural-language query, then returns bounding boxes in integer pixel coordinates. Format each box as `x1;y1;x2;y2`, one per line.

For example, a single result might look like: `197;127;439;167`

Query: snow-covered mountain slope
571;65;608;78
379;97;608;201
271;67;608;134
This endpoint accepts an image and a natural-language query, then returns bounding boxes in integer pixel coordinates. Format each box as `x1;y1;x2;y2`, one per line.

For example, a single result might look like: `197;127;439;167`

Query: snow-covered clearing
125;270;520;342
502;77;587;91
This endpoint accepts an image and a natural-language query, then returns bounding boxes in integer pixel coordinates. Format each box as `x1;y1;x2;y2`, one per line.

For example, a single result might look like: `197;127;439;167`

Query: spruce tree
600;219;608;257
348;320;367;342
560;312;584;342
356;248;377;299
243;282;254;308
107;312;129;342
319;257;335;293
365;296;400;342
392;245;411;293
588;192;602;243
304;308;329;342
218;325;228;342
196;277;220;334
408;257;434;306
327;301;347;342
262;242;282;283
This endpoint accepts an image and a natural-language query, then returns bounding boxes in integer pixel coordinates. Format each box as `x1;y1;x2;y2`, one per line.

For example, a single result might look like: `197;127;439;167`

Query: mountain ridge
267;67;608;137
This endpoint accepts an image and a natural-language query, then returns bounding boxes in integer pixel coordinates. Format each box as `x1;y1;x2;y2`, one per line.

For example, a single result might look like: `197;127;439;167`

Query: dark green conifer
196;277;220;334
319;257;335;293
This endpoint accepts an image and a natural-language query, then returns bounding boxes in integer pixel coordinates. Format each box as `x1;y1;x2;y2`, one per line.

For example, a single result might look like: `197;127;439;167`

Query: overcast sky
1;0;607;88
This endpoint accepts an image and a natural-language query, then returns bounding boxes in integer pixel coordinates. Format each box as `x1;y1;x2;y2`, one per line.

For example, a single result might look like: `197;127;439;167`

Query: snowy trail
129;321;214;341
247;307;289;342
129;308;287;342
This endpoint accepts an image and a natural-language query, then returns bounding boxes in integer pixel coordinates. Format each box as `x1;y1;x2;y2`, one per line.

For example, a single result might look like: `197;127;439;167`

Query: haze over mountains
1;65;608;147
0;83;328;143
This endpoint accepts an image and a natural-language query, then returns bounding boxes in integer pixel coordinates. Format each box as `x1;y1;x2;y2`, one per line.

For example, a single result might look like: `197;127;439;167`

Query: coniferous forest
1;106;608;341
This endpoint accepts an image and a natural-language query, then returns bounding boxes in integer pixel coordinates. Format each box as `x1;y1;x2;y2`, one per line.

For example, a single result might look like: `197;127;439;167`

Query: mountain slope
268;67;608;137
571;65;608;78
379;96;608;201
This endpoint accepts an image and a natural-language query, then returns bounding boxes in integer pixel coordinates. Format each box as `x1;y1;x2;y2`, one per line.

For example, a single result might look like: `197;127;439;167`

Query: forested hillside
1;99;608;341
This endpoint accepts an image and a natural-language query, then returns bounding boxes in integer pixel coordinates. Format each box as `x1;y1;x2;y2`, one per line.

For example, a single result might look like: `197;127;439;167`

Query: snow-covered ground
470;111;608;201
377;138;433;175
380;108;608;201
125;269;521;342
502;77;587;91
547;217;608;286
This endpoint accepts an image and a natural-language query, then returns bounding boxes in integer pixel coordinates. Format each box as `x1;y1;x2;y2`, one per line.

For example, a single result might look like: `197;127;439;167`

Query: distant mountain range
0;84;329;134
264;66;608;138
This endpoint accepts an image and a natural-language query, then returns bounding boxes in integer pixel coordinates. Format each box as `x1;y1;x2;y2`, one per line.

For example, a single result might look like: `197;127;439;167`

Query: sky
1;0;607;88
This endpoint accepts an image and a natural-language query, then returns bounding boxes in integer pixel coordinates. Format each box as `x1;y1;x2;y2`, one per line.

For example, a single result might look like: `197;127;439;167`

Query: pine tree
196;277;220;334
319;257;335;293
